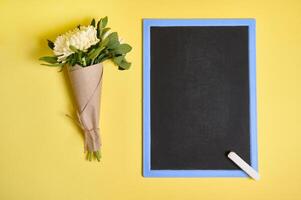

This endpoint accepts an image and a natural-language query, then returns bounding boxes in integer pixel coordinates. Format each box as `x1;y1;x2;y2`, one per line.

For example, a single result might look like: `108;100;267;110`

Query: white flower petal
53;25;99;62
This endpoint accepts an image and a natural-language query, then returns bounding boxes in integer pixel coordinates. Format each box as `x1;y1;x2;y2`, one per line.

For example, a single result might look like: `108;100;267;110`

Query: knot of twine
65;113;100;152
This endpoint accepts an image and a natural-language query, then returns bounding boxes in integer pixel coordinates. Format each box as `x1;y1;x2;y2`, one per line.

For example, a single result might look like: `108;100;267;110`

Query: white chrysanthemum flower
53;25;100;62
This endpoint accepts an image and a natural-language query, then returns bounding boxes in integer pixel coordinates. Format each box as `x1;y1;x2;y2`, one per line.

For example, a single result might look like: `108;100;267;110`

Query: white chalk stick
228;151;260;181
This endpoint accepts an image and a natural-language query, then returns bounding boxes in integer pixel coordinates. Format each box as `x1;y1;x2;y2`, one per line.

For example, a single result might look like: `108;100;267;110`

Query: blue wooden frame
143;19;258;177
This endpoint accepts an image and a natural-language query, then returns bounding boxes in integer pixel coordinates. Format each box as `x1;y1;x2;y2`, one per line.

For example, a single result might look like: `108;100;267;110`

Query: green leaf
89;46;105;61
39;56;58;64
112;55;124;65
106;32;119;49
118;59;131;70
101;37;110;47
95;54;106;63
99;35;111;48
47;40;54;50
69;54;76;66
101;27;111;38
107;40;120;49
41;63;64;67
96;20;102;38
97;51;111;63
84;55;92;66
87;48;96;57
118;66;125;70
114;44;132;54
107;32;118;42
91;18;96;27
77;52;82;64
101;16;108;28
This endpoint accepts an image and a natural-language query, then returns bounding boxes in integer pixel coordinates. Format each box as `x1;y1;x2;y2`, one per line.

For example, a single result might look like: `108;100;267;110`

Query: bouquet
39;17;132;161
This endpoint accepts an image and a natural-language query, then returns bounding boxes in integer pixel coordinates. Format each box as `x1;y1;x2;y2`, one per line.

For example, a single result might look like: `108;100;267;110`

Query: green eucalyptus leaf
47;40;54;50
118;59;131;70
107;32;118;42
91;18;96;27
101;16;108;28
118;66;125;70
107;40;120;49
114;44;132;54
39;56;58;64
96;20;102;38
101;27;111;38
41;63;64;67
100;35;110;47
112;55;124;65
106;32;119;49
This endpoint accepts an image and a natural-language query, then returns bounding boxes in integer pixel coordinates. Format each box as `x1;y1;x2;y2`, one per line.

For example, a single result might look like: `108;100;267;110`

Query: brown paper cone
67;63;103;153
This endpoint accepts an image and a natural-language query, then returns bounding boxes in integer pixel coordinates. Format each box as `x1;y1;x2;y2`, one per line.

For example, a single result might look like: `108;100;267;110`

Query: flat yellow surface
0;0;300;199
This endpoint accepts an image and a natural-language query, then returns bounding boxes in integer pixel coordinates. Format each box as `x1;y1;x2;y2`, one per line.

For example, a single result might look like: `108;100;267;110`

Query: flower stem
86;150;101;162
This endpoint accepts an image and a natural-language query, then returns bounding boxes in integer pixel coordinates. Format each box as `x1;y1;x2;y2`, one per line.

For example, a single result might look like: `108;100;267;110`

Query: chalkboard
143;19;258;177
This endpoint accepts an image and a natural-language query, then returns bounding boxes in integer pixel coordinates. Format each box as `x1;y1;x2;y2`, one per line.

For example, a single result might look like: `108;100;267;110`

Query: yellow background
0;0;300;199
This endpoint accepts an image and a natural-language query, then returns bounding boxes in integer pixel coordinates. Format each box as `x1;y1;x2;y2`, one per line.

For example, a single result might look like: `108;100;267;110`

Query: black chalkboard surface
143;19;257;177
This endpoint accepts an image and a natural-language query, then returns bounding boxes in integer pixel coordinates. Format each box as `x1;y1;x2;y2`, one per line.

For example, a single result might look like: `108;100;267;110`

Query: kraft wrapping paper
67;63;103;152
